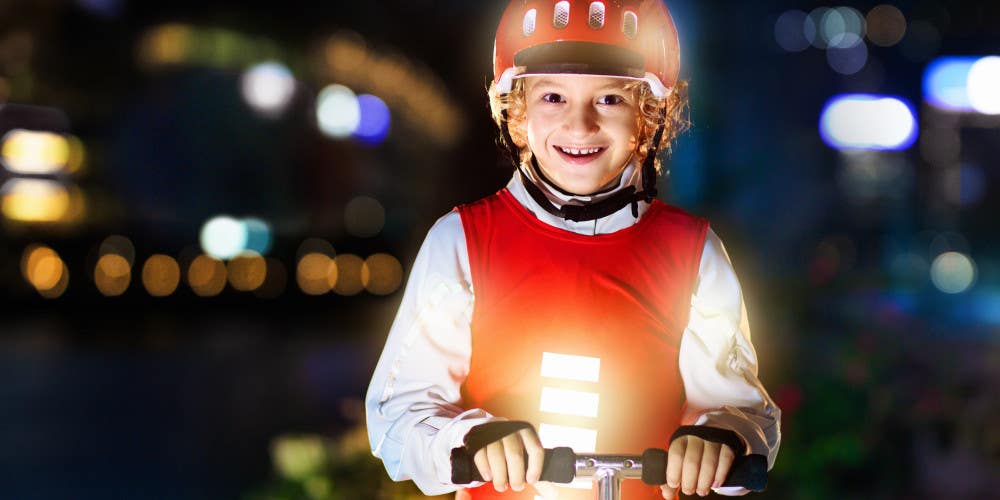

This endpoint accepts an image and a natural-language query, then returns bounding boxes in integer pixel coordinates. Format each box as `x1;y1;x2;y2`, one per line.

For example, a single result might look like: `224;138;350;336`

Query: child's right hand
472;427;545;492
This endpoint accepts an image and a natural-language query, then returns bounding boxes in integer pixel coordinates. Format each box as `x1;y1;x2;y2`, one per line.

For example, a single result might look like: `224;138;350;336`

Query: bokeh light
296;237;336;261
243;217;273;255
316;84;360;138
344;196;385;238
241;61;296;117
65;135;86;174
37;261;69;299
774;10;810;52
227;252;267;292
137;23;192;67
353;94;391;144
21;245;66;294
967;56;1000;115
297;252;334;296
930;252;976;294
820;94;917;151
188;254;227;297
923;56;977;111
142;254;180;297
866;5;906;47
95;253;131;297
827;42;868;75
99;235;136;267
821;7;865;49
1;178;70;222
332;254;364;296
362;253;403;295
0;129;70;174
200;215;248;260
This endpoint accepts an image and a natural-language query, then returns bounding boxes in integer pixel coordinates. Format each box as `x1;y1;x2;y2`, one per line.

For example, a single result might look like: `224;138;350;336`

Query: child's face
523;75;639;195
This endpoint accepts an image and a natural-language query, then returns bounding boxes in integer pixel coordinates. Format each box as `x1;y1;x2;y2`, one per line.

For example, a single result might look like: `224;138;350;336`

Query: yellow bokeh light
38;261;69;299
21;245;65;292
362;253;403;295
188;254;227;297
95;254;131;297
99;235;136;267
139;23;192;66
297;252;333;296
142;254;180;297
0;129;70;175
1;178;70;222
65;135;86;174
228;252;267;291
332;254;364;296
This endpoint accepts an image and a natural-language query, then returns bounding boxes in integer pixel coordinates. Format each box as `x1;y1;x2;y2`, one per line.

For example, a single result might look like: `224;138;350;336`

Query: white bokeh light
967;56;1000;115
200;215;248;260
930;251;976;294
241;62;296;117
820;94;917;151
316;84;361;138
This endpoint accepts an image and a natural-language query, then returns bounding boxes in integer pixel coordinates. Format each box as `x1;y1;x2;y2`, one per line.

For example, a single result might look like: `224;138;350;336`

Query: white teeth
558;147;601;156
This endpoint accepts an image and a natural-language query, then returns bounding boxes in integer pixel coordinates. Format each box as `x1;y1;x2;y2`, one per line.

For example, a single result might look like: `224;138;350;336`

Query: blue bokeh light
923;56;977;111
353;94;391;145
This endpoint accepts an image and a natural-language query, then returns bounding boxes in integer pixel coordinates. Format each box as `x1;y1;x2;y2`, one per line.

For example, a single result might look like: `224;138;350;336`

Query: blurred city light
99;235;136;267
924;56;977;111
142;254;180;297
930;251;976;294
319;33;462;147
316;84;360;138
188;254;227;297
296;237;336;261
820;94;917;151
866;5;906;47
353;94;391;144
344;196;385;238
227;252;267;292
774;10;810;52
138;23;285;71
37;261;69;299
332;254;364;296
1;178;70;222
967;56;1000;115
243;217;273;255
821;7;865;49
95;253;131;297
297;252;334;296
137;23;192;66
0;129;70;174
254;258;287;299
21;245;65;293
362;253;402;295
200;215;248;260
827;42;868;75
241;61;297;118
65;135;86;174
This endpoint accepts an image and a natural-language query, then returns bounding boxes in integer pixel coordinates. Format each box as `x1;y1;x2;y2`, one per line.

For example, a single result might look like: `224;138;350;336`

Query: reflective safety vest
456;189;708;500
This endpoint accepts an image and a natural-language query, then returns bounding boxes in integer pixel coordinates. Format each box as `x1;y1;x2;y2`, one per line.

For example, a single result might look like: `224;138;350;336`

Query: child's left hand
659;435;735;498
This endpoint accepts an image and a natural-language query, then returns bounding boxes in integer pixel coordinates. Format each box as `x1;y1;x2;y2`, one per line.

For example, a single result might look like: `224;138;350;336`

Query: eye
541;93;565;104
597;94;626;105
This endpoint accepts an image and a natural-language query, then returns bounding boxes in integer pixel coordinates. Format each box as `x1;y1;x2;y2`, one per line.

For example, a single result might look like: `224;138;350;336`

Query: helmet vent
523;8;537;36
623;10;638;39
553;1;570;29
588;2;605;29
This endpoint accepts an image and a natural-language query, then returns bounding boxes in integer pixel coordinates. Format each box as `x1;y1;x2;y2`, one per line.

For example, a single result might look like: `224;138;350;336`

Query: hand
472;427;545;492
660;435;735;498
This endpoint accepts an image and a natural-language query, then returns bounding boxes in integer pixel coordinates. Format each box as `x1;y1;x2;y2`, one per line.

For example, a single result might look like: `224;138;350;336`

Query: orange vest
456;189;708;500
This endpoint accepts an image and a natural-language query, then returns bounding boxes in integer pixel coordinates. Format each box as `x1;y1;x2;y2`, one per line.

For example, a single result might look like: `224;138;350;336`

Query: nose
562;103;599;137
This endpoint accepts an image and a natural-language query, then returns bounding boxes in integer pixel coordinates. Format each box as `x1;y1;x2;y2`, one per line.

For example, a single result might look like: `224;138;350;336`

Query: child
366;1;780;498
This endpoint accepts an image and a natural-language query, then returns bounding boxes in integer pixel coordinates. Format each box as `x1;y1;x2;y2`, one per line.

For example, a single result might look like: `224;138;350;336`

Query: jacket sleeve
365;210;497;495
678;227;782;496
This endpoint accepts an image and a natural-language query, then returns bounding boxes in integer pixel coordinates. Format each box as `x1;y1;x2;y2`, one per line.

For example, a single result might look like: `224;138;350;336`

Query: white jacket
366;163;781;496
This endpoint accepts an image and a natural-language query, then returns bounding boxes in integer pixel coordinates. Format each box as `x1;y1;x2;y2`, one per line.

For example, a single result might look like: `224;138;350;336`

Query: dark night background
1;0;998;498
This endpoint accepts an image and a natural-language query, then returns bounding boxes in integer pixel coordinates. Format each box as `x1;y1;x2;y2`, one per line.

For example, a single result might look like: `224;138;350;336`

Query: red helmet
493;0;680;97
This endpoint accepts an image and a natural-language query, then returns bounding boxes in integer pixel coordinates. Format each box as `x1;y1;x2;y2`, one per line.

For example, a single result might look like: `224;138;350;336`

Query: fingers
696;441;720;496
520;428;545;485
486;440;508;492
473;448;492;482
502;433;527;491
663;435;687;498
714;444;736;490
680;436;704;495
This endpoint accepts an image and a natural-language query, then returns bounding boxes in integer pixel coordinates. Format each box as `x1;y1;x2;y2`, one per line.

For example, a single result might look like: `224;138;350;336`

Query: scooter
451;422;767;500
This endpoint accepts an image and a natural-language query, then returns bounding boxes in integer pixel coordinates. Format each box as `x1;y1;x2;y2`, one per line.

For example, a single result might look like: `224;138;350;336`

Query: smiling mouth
554;145;606;161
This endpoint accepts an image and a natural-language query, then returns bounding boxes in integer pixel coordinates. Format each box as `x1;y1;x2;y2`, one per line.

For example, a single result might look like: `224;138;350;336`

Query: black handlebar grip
450;446;576;484
641;448;668;485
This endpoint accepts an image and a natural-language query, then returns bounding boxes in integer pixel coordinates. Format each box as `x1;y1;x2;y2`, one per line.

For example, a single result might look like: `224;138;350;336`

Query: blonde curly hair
487;77;690;173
